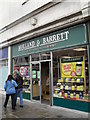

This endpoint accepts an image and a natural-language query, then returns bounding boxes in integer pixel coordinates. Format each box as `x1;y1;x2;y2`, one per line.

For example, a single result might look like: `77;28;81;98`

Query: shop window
53;46;89;101
0;60;8;67
13;56;30;93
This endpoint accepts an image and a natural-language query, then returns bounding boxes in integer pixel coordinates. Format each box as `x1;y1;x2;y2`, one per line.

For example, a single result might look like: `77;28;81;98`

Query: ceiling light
42;54;50;56
62;56;72;58
73;48;86;51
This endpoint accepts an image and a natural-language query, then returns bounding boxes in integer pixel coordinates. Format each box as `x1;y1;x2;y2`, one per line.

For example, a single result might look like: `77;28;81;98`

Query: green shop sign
61;57;83;63
12;24;88;57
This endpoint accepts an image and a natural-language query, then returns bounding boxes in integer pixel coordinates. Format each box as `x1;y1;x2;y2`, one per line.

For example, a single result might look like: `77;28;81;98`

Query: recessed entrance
31;61;51;105
31;52;52;105
41;61;50;105
32;63;40;100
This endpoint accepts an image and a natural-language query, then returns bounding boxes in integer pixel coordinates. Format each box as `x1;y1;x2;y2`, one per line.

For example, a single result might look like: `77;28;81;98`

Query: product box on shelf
64;93;67;98
70;93;73;98
65;78;68;82
77;78;80;83
58;92;62;97
71;86;75;90
71;78;75;82
76;94;79;99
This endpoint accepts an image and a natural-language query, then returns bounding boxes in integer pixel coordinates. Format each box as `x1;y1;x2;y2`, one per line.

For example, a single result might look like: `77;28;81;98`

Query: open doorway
32;63;40;101
41;61;50;105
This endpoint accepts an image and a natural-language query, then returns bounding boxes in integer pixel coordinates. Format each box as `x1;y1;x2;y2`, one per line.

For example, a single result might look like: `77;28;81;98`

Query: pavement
0;91;90;119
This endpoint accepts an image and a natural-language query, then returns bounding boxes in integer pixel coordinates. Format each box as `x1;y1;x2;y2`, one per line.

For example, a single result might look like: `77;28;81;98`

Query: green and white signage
12;24;88;57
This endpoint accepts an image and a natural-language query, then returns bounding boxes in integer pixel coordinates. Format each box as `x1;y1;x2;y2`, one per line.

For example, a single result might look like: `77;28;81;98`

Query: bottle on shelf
67;91;70;98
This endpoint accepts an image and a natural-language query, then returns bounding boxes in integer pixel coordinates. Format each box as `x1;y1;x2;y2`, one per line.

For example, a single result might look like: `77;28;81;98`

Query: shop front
12;52;53;105
12;23;90;111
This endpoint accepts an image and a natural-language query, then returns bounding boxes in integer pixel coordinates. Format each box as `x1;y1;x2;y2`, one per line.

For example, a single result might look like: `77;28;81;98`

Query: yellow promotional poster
61;57;84;78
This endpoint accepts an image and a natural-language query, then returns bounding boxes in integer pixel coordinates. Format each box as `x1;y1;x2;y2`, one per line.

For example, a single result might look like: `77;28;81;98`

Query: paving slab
0;91;89;119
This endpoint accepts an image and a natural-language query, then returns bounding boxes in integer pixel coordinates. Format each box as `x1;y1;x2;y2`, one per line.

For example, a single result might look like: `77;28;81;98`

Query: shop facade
0;47;8;90
11;23;90;112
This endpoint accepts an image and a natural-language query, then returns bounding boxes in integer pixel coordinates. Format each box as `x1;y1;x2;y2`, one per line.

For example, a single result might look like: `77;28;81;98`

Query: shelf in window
23;84;30;86
59;88;84;92
53;94;64;98
53;94;59;97
55;88;60;91
57;81;84;84
54;87;83;91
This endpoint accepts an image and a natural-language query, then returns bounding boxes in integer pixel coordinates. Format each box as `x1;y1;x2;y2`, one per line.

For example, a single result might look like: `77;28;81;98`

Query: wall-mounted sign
12;24;88;57
18;31;69;52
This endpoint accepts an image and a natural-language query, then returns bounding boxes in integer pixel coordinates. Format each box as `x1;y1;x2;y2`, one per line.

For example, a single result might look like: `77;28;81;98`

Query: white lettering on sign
42;31;69;45
18;41;35;51
18;31;69;51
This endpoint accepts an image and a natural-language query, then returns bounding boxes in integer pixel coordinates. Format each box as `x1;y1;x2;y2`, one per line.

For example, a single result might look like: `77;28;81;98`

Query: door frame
30;61;41;103
30;51;53;106
40;60;51;105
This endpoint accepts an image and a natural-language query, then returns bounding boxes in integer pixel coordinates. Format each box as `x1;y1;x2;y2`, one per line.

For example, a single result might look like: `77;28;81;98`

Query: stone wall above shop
0;0;90;48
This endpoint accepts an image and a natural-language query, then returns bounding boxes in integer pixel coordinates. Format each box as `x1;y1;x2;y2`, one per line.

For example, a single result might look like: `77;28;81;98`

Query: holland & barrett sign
12;24;88;57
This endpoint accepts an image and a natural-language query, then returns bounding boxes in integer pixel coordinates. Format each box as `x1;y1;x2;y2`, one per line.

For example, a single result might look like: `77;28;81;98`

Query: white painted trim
8;46;11;74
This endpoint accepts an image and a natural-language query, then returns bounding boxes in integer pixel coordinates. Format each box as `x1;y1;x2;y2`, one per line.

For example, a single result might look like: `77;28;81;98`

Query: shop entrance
41;61;50;105
31;52;52;105
32;63;40;101
31;61;51;105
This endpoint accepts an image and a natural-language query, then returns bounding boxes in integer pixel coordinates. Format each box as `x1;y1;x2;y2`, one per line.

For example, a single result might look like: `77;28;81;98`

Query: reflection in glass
53;46;89;101
13;56;31;93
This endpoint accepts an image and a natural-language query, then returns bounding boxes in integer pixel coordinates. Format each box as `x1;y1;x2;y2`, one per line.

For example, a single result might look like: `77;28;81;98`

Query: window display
53;46;89;101
20;66;30;93
13;56;31;93
54;77;84;99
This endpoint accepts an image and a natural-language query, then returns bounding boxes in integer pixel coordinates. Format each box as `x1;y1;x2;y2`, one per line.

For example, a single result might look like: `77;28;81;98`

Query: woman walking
4;75;18;110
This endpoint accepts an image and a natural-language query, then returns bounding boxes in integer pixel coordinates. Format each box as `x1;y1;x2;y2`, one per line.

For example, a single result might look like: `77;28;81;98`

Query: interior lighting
73;48;86;51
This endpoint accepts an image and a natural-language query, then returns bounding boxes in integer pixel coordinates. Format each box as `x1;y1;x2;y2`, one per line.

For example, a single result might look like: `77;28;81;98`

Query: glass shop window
53;46;89;101
13;56;31;93
0;60;8;67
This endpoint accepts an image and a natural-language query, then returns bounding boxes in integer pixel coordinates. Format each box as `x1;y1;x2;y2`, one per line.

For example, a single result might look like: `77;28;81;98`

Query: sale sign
63;63;72;72
61;57;84;78
20;66;30;76
62;63;73;76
